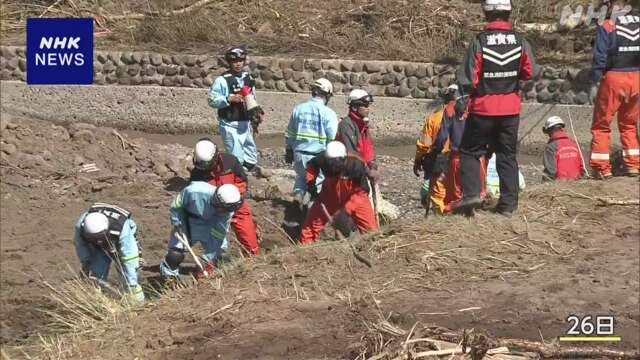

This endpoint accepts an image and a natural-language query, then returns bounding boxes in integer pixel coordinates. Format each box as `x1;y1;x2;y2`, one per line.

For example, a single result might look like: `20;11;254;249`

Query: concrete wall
1;81;598;151
0;46;594;105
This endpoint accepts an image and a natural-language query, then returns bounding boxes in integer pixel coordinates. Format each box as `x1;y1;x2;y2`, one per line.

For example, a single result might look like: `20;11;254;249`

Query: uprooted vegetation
0;0;622;64
1;114;639;359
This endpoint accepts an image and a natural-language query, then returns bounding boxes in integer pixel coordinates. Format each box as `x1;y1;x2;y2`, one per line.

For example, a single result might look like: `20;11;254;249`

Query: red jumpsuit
299;154;377;245
190;152;259;255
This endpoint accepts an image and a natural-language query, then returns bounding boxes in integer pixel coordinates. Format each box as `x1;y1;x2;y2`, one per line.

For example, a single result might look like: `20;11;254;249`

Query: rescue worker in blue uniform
73;203;144;302
285;78;338;202
160;183;243;281
208;46;260;172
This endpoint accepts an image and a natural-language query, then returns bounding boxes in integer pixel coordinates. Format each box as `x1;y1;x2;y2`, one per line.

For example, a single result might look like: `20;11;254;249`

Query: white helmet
347;89;373;106
543;116;565;132
326;141;347;159
194;138;217;170
482;0;512;11
311;78;333;96
212;184;242;211
83;212;109;237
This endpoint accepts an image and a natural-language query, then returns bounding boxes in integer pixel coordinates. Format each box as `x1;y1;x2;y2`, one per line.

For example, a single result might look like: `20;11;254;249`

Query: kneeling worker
74;203;144;302
160;183;242;282
542;116;584;181
299;141;377;245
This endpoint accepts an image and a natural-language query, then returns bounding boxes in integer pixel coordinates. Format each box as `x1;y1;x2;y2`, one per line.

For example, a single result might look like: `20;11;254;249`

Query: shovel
174;230;208;277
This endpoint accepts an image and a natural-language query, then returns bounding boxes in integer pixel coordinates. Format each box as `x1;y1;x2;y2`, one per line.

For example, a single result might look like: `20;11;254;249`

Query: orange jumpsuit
299;154;377;245
590;16;640;175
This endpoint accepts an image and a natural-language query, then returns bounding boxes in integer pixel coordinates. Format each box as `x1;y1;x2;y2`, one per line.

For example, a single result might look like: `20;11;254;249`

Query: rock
72;129;96;143
535;80;548;92
560;80;572;92
204;75;214;87
143;65;156;76
521;80;535;92
291;58;304;71
547;80;560;93
132;52;144;64
162;54;173;65
404;63;417;77
325;70;342;83
255;78;264;89
263;80;275;89
524;90;537;102
368;73;381;85
385;85;399;96
115;65;127;77
364;62;382;73
537;90;552;102
340;61;353;72
184;55;197;66
382;73;395;85
321;60;339;70
415;65;428;78
543;66;560;80
18;58;26;72
120;52;134;64
407;76;418;88
153;163;170;177
392;63;403;73
292;71;305;82
97;53;109;63
425;63;435;77
426;86;440;99
192;79;203;88
261;69;273;81
150;54;163;66
0;70;11;80
574;91;589;105
275;80;286;91
559;92;574;104
93;61;102;73
161;77;174;86
312;70;325;80
51;125;70;140
398;84;411;97
567;68;581;81
285;79;300;92
130;76;142;85
279;59;292;70
14;153;47;169
102;63;115;73
438;74;454;88
187;67;202;79
411;88;425;98
127;64;140;76
94;74;106;85
283;68;293;80
41;150;52;161
271;69;284;80
106;74;118;84
308;60;322;71
352;62;364;73
118;77;131;85
165;66;179;76
2;143;17;155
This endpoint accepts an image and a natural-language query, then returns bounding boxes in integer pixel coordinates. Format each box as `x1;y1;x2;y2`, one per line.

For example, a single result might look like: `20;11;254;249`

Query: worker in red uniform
299;141;377;245
454;0;539;217
542;116;585;181
190;138;259;255
337;89;378;180
589;0;640;179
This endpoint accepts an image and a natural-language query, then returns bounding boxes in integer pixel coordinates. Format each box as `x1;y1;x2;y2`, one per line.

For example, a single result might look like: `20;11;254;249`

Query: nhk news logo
26;18;93;85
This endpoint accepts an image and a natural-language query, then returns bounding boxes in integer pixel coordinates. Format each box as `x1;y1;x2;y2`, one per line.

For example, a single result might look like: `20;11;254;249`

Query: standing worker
299;141;377;245
455;0;539;216
413;85;457;215
160;183;242;283
73;203;144;302
208;45;262;174
285;78;338;205
337;89;378;180
542;116;585;181
189;138;260;256
589;0;639;179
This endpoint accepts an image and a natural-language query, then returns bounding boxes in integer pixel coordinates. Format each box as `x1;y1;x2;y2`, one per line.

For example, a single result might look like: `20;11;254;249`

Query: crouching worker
542;116;584;181
299;141;377;245
160;183;242;283
74;203;144;302
190;138;260;255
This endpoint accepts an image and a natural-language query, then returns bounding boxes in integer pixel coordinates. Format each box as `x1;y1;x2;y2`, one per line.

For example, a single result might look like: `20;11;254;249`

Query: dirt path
1;115;638;359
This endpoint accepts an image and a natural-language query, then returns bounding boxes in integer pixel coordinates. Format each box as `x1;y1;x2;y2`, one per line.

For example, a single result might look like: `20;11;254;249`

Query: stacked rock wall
0;46;593;105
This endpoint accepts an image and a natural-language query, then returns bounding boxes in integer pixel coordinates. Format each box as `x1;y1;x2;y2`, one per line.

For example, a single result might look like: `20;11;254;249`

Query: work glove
413;156;423;177
433;153;450;175
306;181;318;199
285;148;294;164
421;152;437;179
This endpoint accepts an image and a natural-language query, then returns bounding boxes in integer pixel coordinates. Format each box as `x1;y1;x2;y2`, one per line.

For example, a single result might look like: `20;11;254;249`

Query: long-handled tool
174;230;208;277
567;110;591;178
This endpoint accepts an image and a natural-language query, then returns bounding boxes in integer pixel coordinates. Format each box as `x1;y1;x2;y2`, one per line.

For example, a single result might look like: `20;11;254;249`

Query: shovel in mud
318;202;372;268
174;231;208;278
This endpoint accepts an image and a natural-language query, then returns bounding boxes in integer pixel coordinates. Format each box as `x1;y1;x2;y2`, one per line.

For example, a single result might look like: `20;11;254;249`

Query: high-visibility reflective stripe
210;227;225;240
286;129;327;141
121;253;139;263
590;153;610;160
173;194;182;208
422;181;430;190
623;149;640;156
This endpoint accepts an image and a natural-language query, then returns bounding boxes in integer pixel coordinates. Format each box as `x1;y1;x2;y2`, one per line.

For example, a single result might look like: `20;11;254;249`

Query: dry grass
0;0;604;64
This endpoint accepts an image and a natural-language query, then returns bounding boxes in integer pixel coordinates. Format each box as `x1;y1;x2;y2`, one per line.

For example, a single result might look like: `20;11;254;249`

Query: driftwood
106;0;216;21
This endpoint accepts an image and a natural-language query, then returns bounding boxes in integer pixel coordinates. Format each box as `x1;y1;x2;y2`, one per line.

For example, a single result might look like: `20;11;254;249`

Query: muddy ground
0;114;638;359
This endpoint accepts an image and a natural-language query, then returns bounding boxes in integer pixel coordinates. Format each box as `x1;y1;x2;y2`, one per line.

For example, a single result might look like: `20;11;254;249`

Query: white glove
589;84;598;105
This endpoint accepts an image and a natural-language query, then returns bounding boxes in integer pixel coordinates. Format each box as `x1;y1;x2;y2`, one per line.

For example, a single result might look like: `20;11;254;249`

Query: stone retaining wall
0;46;593;105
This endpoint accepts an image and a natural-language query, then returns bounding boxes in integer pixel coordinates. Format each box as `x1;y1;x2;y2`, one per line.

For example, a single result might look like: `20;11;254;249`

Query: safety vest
217;71;256;122
476;30;523;96
607;14;640;70
84;203;131;247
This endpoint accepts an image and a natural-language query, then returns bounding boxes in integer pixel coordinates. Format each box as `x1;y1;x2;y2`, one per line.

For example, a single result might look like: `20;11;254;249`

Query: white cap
326;141;347;159
347;89;373;105
543;116;565;131
194;139;216;170
482;0;512;11
84;212;109;235
447;84;459;92
311;78;333;95
213;184;241;206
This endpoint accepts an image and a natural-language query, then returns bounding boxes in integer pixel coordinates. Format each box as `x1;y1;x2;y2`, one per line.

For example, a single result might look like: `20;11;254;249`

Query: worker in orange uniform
299;141;377;245
413;85;458;215
589;0;640;178
189;138;259;255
